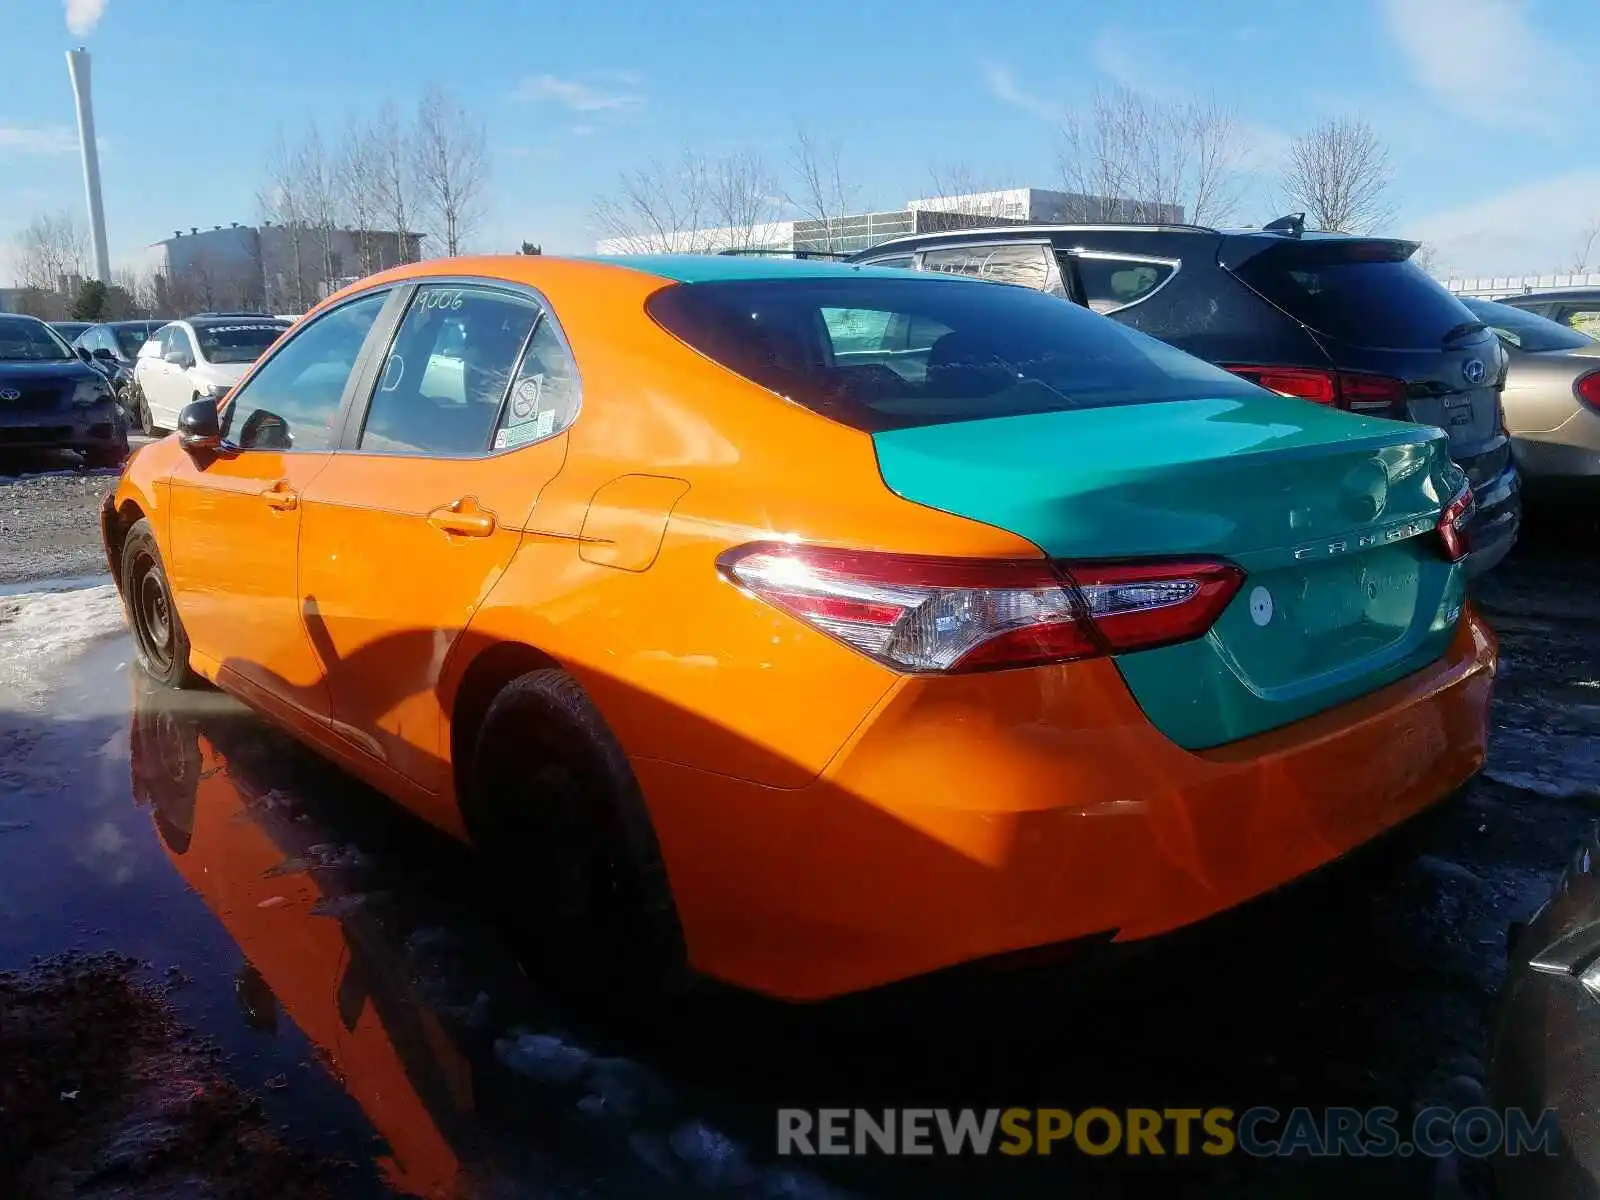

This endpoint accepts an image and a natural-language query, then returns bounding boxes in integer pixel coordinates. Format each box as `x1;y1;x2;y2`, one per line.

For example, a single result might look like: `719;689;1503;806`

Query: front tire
133;382;158;436
470;669;689;1001
120;518;198;688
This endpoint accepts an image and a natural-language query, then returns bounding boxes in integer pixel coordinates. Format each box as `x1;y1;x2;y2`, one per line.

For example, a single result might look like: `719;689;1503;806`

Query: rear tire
469;669;690;1002
120;518;199;689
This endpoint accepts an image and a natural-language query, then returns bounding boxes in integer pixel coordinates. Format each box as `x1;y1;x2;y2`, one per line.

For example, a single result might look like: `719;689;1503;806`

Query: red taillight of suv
1224;365;1409;413
1436;482;1474;563
718;543;1244;674
1576;370;1600;413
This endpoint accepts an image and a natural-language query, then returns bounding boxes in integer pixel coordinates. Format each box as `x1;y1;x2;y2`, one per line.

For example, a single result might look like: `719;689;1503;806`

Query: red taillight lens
1338;371;1409;411
718;543;1244;674
1576;371;1600;413
1436;482;1474;563
1224;365;1337;404
1223;365;1409;413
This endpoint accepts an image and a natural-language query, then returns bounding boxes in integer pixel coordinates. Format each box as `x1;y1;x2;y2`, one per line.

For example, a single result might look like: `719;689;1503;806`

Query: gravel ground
0;445;154;588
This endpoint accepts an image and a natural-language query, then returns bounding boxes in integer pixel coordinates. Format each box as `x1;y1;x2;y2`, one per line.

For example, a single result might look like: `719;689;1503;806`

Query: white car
131;315;291;434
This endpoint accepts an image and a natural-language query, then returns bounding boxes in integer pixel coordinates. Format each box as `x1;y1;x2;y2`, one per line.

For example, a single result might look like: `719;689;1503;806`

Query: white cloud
1090;27;1181;100
510;74;643;113
0;124;78;156
64;0;107;36
1410;170;1600;276
981;61;1061;122
1381;0;1581;129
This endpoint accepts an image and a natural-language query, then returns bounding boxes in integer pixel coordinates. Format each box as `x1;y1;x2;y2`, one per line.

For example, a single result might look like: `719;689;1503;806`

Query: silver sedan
1461;297;1600;484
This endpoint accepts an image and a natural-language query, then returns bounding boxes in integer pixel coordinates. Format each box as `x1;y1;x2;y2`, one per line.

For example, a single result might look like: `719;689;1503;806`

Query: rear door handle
427;496;496;538
261;481;298;511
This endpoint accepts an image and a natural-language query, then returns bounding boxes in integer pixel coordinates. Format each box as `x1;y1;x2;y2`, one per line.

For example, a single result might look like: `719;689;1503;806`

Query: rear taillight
718;543;1244;674
1577;371;1600;413
1338;371;1410;411
1436;482;1474;563
1223;365;1409;413
1224;365;1337;404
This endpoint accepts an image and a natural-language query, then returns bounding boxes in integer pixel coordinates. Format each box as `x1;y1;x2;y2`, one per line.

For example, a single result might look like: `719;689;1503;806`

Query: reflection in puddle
126;679;845;1199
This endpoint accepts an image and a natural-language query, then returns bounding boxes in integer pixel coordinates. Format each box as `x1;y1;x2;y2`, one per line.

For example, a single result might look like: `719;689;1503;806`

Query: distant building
0;288;29;314
1444;272;1600;299
143;222;423;315
594;187;1185;257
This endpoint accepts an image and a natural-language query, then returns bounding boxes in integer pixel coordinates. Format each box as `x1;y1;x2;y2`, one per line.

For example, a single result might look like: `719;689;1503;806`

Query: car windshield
113;323;160;357
194;322;289;365
0;317;75;362
1462;298;1594;352
647;274;1264;432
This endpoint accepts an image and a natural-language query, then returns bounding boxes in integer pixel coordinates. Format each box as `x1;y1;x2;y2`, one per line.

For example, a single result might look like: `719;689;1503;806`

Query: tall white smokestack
65;48;111;283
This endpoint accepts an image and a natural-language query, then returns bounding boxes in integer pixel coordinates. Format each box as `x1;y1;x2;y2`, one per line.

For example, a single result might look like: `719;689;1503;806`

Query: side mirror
76;346;93;364
177;398;223;453
163;348;193;369
93;347;116;362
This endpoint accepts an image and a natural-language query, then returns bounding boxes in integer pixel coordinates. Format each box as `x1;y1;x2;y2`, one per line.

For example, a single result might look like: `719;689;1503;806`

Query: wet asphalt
2;510;1598;1199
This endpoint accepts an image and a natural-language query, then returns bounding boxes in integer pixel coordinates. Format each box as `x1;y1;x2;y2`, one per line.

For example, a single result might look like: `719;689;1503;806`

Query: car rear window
1233;241;1479;349
1460;297;1594;353
646;275;1262;432
193;322;290;365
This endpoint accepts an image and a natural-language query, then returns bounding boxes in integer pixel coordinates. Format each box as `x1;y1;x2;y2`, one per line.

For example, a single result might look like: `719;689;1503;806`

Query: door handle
261;482;298;511
427;496;496;538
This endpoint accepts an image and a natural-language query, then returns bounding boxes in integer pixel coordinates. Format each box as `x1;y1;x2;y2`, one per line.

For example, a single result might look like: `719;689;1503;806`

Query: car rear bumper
636;608;1497;999
0;407;126;451
1512;408;1600;480
1463;457;1521;577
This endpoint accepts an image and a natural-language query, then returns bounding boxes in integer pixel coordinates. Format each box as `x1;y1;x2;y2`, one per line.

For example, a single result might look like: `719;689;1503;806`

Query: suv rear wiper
1441;320;1488;345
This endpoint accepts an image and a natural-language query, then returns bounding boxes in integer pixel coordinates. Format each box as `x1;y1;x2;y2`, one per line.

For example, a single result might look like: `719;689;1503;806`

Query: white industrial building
143;223;423;314
594;187;1187;257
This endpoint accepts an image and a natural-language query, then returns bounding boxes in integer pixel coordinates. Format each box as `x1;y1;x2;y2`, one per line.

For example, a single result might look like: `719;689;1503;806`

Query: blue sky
4;0;1596;282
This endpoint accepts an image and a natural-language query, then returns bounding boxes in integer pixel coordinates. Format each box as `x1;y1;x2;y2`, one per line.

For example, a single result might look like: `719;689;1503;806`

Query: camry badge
0;388;19;401
1462;358;1486;385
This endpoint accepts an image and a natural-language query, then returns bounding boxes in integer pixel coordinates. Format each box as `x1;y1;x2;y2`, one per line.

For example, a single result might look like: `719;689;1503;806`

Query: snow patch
0;584;126;710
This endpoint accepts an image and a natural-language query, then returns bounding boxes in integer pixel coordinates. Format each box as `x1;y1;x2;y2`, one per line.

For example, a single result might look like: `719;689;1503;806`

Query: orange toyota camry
102;254;1496;1000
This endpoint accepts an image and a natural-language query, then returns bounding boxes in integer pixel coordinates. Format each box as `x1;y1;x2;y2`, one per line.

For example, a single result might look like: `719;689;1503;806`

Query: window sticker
508;374;545;423
499;416;554;450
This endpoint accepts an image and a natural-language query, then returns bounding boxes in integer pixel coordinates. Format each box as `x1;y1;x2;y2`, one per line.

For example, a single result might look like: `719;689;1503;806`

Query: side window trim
335;275;584;459
1062;249;1182;314
221;287;401;454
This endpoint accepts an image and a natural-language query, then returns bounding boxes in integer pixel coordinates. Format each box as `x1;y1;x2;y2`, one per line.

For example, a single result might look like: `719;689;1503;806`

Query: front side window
648;275;1262;432
1071;255;1177;313
0;317;73;362
167;326;195;363
359;284;539;456
114;324;156;358
221;290;388;451
1555;305;1600;338
1459;297;1593;352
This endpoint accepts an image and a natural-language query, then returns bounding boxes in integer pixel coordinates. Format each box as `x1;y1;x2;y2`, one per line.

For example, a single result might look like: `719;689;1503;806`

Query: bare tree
924;161;1000;204
1279;116;1395;234
592;149;782;253
1569;216;1600;274
787;126;858;251
1058;87;1247;224
336;116;386;276
13;210;88;294
591;151;713;252
1411;242;1440;277
259;131;312;312
412;86;490;257
371;102;418;264
294;122;344;294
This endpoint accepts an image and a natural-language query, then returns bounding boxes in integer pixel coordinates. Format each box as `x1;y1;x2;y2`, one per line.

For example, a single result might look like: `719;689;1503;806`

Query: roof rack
189;311;282;319
715;248;850;261
860;221;1220;251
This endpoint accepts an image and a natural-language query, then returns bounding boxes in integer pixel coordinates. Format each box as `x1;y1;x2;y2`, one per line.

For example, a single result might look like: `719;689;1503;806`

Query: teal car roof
581;254;940;284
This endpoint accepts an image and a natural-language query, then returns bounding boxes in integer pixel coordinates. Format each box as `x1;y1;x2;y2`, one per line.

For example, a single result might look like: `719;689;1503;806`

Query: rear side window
921;244;1065;296
1233;243;1478;348
1459;298;1593;352
647;275;1262;433
1071;255;1176;313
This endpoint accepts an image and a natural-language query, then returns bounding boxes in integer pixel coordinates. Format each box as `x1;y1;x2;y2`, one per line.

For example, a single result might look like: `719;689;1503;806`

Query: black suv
849;220;1521;576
